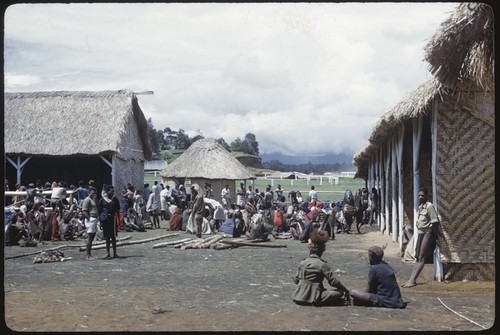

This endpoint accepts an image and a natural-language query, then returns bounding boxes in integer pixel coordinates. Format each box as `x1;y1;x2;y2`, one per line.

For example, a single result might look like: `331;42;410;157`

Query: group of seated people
4;179;366;248
166;193;360;243
5;201;90;246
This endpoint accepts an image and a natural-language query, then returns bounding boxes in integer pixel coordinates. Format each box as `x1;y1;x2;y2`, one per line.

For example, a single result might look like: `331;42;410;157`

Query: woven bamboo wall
402;125;414;228
436;93;495;273
443;263;495;281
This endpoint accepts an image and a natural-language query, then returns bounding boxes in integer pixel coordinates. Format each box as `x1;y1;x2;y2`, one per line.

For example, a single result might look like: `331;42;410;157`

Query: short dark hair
419;187;429;196
104;185;114;192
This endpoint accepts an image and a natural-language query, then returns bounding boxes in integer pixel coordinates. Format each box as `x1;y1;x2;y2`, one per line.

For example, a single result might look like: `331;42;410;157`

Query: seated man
246;213;268;241
292;228;349;306
125;207;145;232
5;210;30;246
349;245;405;308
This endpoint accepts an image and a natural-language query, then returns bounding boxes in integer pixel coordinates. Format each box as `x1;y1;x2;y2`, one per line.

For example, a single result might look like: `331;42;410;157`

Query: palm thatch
160;138;255;180
4;90;152;160
424;3;494;91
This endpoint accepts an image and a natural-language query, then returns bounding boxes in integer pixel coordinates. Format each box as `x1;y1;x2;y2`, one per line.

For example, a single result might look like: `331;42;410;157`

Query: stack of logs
153;234;287;250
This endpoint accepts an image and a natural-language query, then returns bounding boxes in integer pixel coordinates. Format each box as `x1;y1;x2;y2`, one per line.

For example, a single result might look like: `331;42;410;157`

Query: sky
4;2;459;157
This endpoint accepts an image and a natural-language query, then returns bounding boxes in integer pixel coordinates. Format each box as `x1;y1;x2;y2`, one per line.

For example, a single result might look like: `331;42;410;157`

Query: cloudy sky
4;2;458;157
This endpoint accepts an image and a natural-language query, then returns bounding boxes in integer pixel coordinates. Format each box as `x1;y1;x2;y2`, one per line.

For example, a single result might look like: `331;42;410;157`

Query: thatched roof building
160;138;255;202
4;90;152;195
352;3;494;281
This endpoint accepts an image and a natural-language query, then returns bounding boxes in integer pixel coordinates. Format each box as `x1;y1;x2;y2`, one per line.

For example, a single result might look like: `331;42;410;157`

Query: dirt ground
3;224;495;332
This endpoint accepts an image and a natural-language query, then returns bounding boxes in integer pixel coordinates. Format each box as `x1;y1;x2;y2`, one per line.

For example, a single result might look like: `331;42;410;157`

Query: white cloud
4;73;42;88
4;2;459;156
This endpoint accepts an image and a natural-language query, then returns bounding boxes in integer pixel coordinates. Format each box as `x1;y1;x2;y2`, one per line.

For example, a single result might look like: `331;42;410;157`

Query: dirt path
3;225;495;332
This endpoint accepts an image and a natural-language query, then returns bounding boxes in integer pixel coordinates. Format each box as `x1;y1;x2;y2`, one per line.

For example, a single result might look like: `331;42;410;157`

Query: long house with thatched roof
4;90;152;195
160;138;255;203
353;3;494;281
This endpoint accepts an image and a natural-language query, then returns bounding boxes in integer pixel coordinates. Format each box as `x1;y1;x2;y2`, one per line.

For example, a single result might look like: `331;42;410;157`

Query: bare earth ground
3;224;495;332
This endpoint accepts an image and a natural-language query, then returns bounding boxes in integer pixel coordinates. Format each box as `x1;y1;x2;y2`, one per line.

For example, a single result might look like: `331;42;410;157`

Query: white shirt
221;188;230;199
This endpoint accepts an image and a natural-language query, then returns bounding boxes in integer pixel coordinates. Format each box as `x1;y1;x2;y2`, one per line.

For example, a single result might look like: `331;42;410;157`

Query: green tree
243;133;259;156
230;137;244;152
176;129;192;150
163;127;177;150
216;138;231;152
147;118;162;154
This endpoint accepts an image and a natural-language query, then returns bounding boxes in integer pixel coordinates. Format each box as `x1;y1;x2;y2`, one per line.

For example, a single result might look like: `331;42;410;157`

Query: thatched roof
160;138;256;180
4;90;152;160
424;3;494;91
353;77;446;170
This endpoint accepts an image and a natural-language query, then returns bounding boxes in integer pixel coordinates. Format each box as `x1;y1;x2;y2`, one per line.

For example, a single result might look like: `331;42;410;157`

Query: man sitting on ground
349;245;405;308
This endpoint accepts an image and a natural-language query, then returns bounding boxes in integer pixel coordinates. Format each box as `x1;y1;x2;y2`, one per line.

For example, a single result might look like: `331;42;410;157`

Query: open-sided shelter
353;3;494;281
159;138;256;202
4;90;152;195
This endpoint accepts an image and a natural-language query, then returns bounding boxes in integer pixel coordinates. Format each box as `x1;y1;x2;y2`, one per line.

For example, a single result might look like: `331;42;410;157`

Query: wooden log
176;238;203;249
181;236;214;250
212;242;239;250
94;235;132;244
79;233;180;251
220;240;287;248
5;244;69;260
153;238;193;249
199;235;224;249
63;235;133;249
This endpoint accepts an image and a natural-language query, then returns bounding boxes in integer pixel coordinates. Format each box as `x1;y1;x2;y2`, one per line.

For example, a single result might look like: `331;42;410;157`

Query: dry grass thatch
160;138;256;180
424;3;494;91
354;3;494;176
4;90;152;160
353;77;445;170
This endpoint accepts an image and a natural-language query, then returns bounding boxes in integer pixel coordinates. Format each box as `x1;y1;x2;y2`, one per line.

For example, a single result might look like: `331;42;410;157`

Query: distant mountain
260;152;354;165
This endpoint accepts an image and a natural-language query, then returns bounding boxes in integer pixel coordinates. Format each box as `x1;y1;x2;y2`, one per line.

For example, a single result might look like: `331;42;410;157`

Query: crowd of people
4;179;381;249
4;178;438;306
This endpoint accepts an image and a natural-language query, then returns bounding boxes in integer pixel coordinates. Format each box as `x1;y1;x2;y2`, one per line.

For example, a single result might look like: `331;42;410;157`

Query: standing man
401;188;439;288
75;181;89;207
191;184;205;238
288;190;298;206
236;182;247;209
292;228;350;306
82;186;99;260
275;184;284;202
350;246;404;308
221;184;231;209
309;185;318;203
264;186;273;210
246;185;255;203
160;184;171;221
98;185;121;259
204;183;213;199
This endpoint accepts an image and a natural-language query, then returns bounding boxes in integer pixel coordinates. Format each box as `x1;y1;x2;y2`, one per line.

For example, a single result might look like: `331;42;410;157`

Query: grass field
251;177;365;203
145;172;365;204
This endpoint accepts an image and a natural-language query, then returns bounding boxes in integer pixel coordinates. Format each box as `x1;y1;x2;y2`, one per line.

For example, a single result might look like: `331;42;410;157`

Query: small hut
353;3;494;281
4;90;152;195
159;138;256;202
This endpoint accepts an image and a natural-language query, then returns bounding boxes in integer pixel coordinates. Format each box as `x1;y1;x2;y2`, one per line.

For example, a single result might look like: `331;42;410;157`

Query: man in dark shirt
349;245;404;308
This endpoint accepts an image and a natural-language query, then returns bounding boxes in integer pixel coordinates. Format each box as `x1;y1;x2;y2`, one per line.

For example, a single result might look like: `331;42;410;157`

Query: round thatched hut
159;138;256;203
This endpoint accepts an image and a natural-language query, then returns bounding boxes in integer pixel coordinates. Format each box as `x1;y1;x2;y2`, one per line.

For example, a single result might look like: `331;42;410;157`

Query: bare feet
401;281;417;288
